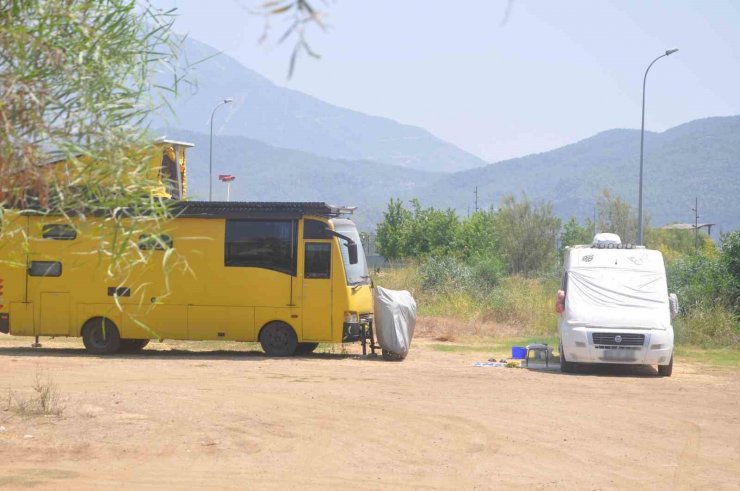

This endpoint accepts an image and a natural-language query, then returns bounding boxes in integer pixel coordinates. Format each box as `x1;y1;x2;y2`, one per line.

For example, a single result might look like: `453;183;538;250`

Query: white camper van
556;234;679;376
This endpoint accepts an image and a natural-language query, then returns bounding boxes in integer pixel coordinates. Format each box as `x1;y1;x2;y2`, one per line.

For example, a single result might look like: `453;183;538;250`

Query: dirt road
0;333;738;490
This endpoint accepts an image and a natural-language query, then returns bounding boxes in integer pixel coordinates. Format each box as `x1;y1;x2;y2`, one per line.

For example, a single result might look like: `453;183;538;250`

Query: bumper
560;325;673;365
342;314;373;342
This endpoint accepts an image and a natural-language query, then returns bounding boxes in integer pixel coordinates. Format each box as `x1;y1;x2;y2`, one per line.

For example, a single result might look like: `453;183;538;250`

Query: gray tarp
373;286;417;358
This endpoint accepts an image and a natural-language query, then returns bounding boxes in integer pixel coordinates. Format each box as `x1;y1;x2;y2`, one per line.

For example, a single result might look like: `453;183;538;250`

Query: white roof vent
593;233;621;245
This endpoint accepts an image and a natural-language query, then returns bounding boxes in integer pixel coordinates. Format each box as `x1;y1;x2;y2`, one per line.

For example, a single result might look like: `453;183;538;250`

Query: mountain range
159;36;740;234
155;37;486;173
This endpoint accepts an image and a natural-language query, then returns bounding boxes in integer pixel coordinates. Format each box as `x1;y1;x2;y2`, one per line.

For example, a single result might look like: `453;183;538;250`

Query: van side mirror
347;242;358;265
669;293;679;319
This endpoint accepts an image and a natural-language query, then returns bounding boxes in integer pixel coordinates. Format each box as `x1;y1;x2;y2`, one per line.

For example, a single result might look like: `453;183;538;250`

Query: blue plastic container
511;346;527;359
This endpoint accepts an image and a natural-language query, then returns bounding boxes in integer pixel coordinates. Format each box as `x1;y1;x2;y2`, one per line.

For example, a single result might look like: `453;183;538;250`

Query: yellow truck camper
0;143;376;356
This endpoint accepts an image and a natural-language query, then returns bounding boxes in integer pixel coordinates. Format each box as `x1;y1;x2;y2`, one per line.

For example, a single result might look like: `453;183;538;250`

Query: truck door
301;241;332;341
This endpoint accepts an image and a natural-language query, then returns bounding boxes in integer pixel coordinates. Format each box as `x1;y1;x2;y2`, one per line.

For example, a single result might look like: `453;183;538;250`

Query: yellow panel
188;306;255;341
39;292;71;336
122;303;187;340
9;303;34;336
76;304;124;337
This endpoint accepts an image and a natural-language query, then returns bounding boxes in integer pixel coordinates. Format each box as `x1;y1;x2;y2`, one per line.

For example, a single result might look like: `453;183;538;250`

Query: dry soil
0;332;738;490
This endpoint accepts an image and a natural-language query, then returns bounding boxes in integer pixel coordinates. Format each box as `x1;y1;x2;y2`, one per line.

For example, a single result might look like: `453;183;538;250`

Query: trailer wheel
119;339;150;353
658;355;673;377
381;349;405;362
259;321;298;357
559;342;574;373
82;318;121;355
295;342;319;355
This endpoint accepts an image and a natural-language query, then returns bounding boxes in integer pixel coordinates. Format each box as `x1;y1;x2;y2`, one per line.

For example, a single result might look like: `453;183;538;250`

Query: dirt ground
0;330;738;490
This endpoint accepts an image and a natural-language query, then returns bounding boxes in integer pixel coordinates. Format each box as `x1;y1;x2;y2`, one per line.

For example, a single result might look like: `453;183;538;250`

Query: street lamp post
209;98;233;201
637;49;678;245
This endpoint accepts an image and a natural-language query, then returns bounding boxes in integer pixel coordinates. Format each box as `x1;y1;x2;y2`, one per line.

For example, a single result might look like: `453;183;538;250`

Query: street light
219;174;236;202
637;48;678;245
209;98;233;201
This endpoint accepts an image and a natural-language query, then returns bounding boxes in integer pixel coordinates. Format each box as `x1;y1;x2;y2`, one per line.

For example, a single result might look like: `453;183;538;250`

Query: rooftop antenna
474;186;479;212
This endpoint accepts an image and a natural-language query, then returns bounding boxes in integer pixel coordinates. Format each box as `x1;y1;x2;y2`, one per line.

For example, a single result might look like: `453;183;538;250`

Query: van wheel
658;355;673;377
295;342;319;355
119;339;149;353
82;318;121;355
260;322;298;357
559;342;574;373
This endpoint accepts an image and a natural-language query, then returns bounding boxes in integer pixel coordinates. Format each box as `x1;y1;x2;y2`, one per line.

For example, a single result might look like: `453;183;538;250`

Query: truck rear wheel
82;318;121;355
259;321;297;357
658;355;673;377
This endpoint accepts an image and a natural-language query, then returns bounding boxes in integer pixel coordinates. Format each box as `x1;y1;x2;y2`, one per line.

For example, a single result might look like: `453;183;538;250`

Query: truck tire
658;355;673;377
119;339;150;353
82;318;121;355
559;342;574;373
259;321;298;357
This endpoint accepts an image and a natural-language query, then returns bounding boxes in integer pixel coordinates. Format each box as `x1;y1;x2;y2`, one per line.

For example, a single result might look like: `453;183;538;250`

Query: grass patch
674;346;740;368
427;335;559;356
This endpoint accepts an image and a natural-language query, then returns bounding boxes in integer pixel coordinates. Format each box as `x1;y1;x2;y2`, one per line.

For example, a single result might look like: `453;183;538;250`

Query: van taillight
0;312;8;334
0;278;4;309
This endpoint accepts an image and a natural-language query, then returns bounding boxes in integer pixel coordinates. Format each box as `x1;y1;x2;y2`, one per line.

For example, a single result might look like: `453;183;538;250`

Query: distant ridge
157;37;487;173
412;115;740;232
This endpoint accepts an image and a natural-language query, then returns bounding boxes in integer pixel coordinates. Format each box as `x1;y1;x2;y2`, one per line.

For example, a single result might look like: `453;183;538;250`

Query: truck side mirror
669;293;679;319
347;242;358;265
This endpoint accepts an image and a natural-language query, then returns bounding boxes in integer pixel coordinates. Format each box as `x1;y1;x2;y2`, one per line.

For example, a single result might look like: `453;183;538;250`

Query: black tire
119;339;150;353
559;342;574;373
82;318;121;355
294;342;319;355
259;321;298;357
658;355;673;377
381;349;406;362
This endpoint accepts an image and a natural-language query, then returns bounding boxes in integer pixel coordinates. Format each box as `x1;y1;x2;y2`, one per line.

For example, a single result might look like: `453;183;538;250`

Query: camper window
225;219;297;275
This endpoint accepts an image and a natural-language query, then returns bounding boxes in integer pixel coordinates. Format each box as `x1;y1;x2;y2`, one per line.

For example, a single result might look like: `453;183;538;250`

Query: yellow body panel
0;209;373;346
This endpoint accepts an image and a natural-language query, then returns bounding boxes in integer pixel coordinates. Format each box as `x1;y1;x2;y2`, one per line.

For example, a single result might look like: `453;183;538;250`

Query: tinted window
42;224;76;240
305;243;331;279
304;219;331;239
225;220;297;274
29;261;62;277
138;234;173;250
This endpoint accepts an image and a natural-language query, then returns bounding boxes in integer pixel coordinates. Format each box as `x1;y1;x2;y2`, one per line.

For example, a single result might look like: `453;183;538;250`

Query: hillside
412;116;740;232
162;130;442;230
155;37;487;173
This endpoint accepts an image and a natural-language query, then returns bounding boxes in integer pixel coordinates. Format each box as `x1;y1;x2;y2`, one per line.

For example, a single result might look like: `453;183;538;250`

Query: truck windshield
333;223;370;286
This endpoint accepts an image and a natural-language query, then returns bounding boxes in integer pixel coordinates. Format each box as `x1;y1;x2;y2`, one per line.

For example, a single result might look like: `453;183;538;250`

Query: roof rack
171;201;356;219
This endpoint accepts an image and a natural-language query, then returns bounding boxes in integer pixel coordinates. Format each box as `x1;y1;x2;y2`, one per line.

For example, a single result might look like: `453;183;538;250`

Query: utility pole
474;186;479;212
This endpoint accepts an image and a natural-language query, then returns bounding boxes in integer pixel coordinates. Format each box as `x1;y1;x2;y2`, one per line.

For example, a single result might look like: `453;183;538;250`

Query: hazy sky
153;0;740;162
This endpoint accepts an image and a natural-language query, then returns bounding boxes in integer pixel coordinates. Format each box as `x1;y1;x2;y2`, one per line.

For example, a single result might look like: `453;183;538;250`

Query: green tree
495;194;561;275
375;198;412;260
559;216;593;254
457;208;498;257
404;199;460;257
0;0;183;270
595;189;641;244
